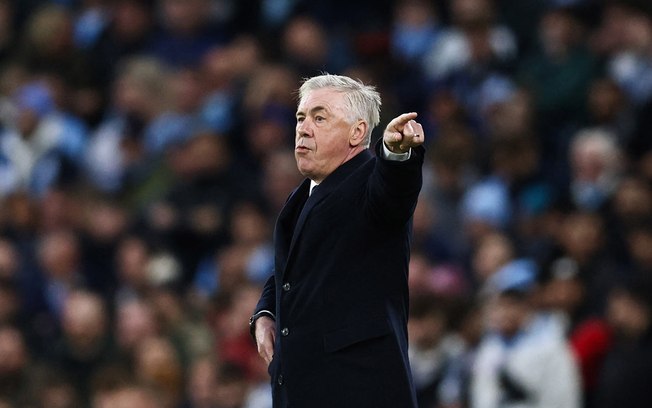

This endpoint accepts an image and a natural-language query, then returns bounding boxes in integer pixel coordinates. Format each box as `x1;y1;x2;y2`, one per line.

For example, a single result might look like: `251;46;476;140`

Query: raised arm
365;112;426;226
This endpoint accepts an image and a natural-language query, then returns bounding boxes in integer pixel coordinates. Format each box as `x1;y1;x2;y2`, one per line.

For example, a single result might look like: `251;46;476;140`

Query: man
250;74;425;407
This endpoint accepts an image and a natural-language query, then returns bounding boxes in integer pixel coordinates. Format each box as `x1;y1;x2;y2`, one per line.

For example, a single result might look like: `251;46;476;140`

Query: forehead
297;88;346;113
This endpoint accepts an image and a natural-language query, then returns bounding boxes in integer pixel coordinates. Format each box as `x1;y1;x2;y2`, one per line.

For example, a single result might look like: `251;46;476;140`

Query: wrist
384;140;409;154
382;140;411;162
249;310;275;341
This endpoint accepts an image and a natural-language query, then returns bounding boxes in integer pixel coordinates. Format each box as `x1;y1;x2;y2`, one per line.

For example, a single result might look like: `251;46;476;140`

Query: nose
296;119;312;138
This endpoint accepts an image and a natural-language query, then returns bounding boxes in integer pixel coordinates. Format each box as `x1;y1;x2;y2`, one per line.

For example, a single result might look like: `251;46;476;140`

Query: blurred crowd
0;0;651;407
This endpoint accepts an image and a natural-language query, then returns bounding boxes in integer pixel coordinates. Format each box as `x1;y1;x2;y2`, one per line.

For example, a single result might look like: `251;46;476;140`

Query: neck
311;146;367;184
342;145;365;164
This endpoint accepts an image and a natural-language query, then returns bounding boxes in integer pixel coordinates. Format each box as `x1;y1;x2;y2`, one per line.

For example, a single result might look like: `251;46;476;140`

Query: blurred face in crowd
170;68;204;113
295;88;366;183
113;0;152;42
85;200;128;242
62;292;107;351
539;10;579;57
570;132;621;184
543;276;585;316
113;58;170;119
621;11;652;51
187;357;217;408
230;203;269;246
487;293;530;338
162;0;209;34
116;237;150;288
559;212;604;263
16;105;41;136
473;232;514;282
452;0;493;28
612;177;652;222
626;228;652;270
38;230;80;280
116;299;159;353
408;310;446;350
0;283;18;325
96;387;159;408
27;5;73;56
588;79;624;123
263;150;303;212
247;118;290;159
410;197;435;242
0;0;13;44
607;290;650;339
0;239;18;280
0;327;27;377
428;123;475;191
489;90;533;139
395;0;436;28
408;252;433;295
135;336;183;406
216;247;248;291
184;133;229;175
283;17;328;67
39;381;79;408
214;367;248;408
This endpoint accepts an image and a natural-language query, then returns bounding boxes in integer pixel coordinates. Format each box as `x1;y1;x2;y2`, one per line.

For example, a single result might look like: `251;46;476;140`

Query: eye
296;116;305;123
315;116;325;123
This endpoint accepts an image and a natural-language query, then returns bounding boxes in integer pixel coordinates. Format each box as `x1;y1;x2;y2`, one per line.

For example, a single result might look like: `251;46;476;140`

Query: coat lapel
286;180;327;259
281;150;373;277
274;179;310;274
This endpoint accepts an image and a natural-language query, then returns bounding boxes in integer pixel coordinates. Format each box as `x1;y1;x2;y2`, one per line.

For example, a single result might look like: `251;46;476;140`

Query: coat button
281;327;289;336
277;375;284;385
282;282;291;292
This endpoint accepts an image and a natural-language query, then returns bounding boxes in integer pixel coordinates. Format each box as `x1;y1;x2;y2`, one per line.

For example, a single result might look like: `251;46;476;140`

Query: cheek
321;132;349;154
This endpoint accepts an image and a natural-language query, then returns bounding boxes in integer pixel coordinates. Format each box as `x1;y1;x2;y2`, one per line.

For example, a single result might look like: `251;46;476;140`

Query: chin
296;165;311;178
296;160;312;176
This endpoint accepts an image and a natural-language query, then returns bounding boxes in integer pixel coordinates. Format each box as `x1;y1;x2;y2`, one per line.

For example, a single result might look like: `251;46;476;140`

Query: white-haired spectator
569;127;623;211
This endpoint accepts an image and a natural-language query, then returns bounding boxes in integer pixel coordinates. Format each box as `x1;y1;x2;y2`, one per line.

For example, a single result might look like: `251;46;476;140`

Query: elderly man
250;74;425;407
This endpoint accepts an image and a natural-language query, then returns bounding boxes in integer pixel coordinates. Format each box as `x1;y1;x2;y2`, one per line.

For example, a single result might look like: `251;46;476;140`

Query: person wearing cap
470;259;581;408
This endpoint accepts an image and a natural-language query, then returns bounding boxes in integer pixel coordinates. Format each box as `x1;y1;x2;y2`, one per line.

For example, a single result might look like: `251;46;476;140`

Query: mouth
295;146;310;153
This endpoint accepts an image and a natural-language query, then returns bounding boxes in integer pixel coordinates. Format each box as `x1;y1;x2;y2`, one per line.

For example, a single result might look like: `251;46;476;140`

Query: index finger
386;112;418;132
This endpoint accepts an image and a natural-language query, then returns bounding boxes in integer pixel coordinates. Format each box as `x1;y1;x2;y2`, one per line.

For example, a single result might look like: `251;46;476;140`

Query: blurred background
0;0;651;407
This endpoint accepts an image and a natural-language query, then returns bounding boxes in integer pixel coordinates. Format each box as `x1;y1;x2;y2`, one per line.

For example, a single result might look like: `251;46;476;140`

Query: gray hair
570;127;622;171
298;74;381;148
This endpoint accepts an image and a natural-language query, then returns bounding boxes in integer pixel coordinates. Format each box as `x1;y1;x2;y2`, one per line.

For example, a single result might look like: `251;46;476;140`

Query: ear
349;120;367;147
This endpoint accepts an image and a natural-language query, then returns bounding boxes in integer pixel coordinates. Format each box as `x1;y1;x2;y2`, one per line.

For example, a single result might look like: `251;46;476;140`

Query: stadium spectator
596;277;652;408
471;259;581;408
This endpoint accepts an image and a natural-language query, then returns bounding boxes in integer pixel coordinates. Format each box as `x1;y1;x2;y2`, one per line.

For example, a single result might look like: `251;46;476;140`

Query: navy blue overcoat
255;141;424;407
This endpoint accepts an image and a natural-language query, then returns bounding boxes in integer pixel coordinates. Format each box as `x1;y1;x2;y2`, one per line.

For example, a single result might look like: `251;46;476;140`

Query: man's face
295;88;357;183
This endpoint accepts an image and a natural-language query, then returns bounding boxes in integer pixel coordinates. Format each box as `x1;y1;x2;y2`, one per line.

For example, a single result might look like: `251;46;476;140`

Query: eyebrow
296;106;329;118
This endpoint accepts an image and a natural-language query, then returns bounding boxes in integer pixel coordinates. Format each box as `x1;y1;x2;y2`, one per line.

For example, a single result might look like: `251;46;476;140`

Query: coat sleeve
365;140;425;227
254;274;276;317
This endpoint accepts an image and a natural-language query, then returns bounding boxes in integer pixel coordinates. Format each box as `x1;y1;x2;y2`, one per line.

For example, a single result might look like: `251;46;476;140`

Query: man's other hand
255;316;276;365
